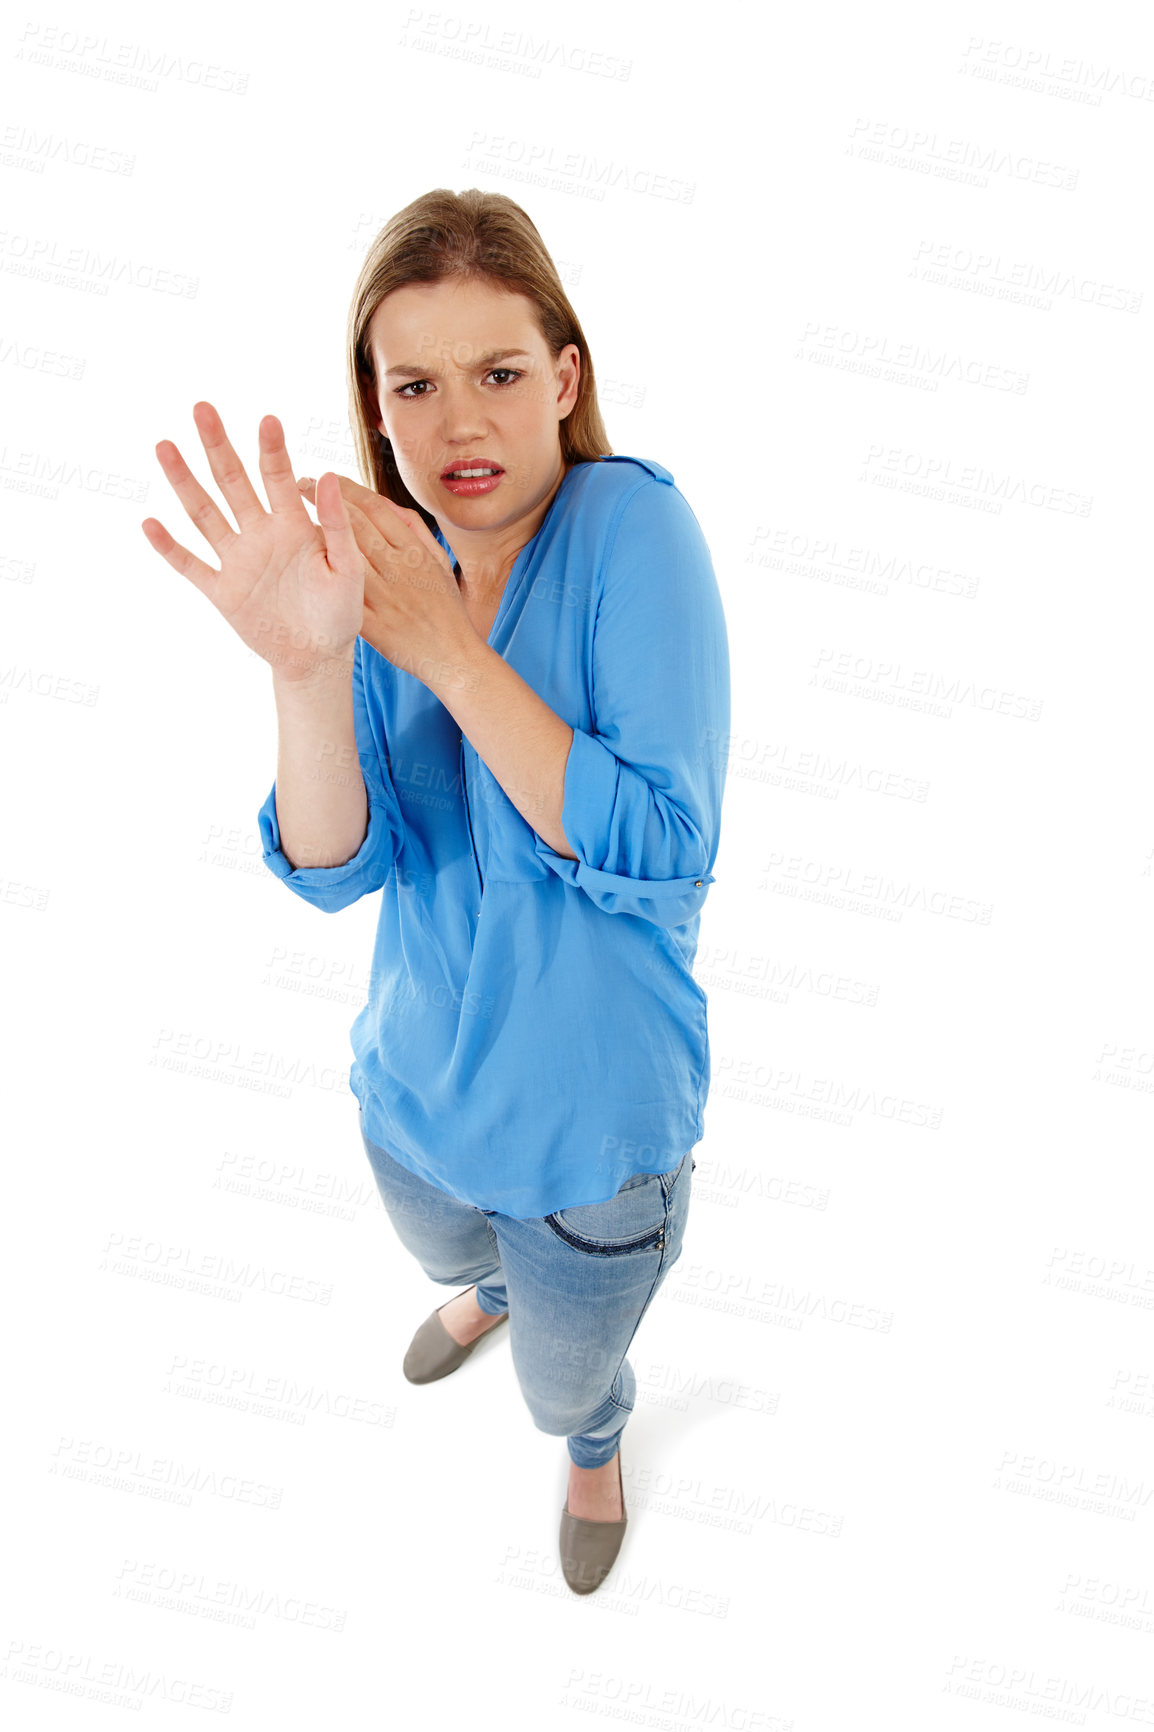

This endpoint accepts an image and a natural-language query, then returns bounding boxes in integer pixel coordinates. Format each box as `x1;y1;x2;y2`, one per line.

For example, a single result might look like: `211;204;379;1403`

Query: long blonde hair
345;188;613;537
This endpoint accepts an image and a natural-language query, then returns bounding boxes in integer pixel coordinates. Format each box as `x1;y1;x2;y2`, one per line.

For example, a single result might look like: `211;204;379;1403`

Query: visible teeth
447;468;498;478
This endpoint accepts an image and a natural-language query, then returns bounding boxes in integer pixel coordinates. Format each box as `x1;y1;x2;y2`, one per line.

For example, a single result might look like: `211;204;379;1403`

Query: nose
436;378;489;447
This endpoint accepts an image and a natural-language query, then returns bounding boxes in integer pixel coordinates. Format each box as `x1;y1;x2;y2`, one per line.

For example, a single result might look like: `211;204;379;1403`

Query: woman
142;188;730;1597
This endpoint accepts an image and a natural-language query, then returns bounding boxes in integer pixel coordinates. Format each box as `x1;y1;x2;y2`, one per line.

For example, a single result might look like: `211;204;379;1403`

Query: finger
192;400;266;529
140;515;222;597
332;498;399;590
340;494;413;577
344;495;455;596
378;493;447;561
297;472;412;545
358;491;417;551
314;473;367;584
296;477;325;526
257;414;311;516
313;470;379;513
304;471;412;548
154;437;239;557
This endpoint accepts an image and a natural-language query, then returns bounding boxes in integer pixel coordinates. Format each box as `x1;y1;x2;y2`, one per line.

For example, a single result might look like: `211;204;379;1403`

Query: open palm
141;401;366;681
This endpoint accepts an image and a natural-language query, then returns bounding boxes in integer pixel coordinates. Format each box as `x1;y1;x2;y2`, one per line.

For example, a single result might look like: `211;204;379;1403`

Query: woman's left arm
296;472;578;859
294;471;731;913
530;477;731;927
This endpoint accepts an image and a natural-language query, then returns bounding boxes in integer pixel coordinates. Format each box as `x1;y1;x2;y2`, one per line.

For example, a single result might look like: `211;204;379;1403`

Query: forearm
426;630;578;860
271;654;369;870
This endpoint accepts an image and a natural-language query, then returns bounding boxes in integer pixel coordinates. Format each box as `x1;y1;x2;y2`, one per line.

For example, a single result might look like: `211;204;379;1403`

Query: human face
366;276;580;559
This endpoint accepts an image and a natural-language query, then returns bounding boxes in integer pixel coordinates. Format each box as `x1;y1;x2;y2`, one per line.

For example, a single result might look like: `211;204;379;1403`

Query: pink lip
440;464;504;497
440;458;504;478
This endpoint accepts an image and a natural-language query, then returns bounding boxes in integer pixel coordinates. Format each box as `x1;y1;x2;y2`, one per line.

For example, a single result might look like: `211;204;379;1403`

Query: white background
2;1;1152;1727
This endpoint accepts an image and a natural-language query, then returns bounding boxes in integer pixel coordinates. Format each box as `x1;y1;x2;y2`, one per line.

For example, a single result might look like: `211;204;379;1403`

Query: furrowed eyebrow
383;348;533;379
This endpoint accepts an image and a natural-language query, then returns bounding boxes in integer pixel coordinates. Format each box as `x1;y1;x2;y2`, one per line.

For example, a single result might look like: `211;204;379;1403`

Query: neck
448;459;570;599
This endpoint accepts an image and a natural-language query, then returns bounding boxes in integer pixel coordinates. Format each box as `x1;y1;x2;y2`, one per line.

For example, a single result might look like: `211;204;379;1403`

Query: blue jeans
357;1105;694;1468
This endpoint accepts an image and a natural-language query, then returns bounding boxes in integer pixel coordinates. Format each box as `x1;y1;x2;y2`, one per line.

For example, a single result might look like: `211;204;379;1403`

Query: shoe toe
558;1503;628;1594
403;1309;469;1384
403;1305;508;1384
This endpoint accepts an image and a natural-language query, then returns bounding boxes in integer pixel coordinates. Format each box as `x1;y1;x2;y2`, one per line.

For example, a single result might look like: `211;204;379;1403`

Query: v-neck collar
434;461;581;645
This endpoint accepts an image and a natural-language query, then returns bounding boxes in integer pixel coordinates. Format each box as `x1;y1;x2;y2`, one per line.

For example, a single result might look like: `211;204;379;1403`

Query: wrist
270;645;357;695
408;620;489;701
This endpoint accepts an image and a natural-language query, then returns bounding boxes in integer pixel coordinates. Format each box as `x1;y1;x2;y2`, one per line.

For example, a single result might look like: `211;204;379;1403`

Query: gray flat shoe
559;1448;628;1596
403;1289;509;1384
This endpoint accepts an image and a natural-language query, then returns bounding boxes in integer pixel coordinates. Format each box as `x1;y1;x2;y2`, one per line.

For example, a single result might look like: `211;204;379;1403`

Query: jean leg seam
603;1168;691;1414
473;1218;507;1314
604;1227;669;1416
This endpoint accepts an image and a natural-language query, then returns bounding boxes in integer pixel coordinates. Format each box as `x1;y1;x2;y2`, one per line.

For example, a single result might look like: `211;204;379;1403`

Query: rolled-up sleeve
257;638;404;914
533;477;730;927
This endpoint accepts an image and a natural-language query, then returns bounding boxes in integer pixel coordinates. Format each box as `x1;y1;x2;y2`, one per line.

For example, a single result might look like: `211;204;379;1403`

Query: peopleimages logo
398;12;633;81
958;35;1154;104
15;23;250;95
464;131;695;203
847;116;1079;190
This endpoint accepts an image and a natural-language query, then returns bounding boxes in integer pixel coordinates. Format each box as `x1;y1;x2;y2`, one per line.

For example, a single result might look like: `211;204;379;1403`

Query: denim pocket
543;1154;688;1256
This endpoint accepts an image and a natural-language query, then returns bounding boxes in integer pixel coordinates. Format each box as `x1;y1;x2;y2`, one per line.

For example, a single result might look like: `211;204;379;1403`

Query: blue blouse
257;455;731;1218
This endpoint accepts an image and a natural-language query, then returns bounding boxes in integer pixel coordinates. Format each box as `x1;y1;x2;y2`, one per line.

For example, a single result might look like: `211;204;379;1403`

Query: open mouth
439;462;505;496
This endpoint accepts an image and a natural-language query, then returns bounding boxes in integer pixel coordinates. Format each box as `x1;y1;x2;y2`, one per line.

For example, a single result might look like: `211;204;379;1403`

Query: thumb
313;472;365;582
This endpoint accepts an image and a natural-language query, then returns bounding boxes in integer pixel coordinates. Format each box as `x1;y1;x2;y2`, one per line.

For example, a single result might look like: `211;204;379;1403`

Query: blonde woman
142;189;730;1597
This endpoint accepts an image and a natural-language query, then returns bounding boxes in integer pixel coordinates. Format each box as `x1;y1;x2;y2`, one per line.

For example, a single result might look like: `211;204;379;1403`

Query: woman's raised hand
142;402;366;682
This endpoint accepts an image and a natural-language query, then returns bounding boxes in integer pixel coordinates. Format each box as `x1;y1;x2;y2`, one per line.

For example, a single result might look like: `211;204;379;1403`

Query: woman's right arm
271;653;368;871
142;402;403;910
258;640;404;913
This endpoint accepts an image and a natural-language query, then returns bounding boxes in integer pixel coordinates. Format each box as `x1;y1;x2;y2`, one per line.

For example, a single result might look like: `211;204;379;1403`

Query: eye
394;368;525;400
